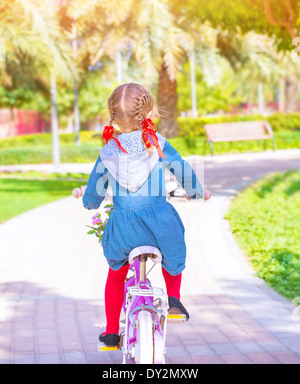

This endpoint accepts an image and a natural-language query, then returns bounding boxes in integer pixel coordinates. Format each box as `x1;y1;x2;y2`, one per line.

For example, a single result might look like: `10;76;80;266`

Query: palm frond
0;0;77;83
135;0;183;80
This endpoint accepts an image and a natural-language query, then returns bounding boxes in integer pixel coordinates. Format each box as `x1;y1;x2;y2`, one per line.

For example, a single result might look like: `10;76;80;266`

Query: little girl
73;83;211;347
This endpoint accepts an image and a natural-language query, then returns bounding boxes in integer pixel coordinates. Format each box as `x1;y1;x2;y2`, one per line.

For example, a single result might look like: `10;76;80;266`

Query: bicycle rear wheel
135;310;153;364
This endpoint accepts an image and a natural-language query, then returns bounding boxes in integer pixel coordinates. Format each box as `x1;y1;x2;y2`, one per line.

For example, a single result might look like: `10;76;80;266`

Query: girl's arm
163;141;206;200
82;155;109;210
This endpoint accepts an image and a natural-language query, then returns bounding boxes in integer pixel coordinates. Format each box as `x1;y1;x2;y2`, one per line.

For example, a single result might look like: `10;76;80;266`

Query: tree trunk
258;82;265;115
285;75;299;112
263;0;298;40
73;77;81;146
51;73;61;171
117;51;123;84
156;62;178;138
277;78;285;112
72;21;80;146
190;50;198;118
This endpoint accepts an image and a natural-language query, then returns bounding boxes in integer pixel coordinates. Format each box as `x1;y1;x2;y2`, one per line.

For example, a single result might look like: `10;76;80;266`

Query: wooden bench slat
203;120;275;155
211;135;272;142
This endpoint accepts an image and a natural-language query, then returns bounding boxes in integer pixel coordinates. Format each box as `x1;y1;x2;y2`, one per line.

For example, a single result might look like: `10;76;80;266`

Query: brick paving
0;149;300;364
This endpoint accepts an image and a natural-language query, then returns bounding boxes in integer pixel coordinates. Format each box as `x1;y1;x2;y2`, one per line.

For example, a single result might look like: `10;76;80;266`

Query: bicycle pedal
167;314;186;323
97;341;119;352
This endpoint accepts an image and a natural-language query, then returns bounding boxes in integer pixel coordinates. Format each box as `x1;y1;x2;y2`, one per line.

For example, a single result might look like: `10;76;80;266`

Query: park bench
203;121;276;156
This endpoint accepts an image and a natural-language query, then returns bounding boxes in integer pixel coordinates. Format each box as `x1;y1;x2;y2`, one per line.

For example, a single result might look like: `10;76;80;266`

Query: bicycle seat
128;246;163;265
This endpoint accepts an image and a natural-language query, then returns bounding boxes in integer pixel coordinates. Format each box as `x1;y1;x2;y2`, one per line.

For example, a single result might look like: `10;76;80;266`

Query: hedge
0;112;300;150
0;131;299;165
0;130;102;149
177;113;300;137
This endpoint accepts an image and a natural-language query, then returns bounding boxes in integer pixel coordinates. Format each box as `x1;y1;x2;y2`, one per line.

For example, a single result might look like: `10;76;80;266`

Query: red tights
103;265;182;335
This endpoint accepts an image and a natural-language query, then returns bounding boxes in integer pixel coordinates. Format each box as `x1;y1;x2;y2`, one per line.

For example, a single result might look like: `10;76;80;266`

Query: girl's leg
103;264;130;335
162;267;190;320
162;267;182;300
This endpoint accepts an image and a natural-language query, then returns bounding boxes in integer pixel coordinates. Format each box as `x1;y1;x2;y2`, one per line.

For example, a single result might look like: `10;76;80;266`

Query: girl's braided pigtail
137;93;154;157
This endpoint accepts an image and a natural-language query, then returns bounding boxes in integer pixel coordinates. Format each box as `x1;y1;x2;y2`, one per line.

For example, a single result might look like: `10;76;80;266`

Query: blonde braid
108;97;115;126
136;94;152;125
107;97;121;139
136;93;154;156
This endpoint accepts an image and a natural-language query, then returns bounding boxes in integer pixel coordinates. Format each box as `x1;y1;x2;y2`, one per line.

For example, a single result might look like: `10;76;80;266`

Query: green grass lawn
225;170;300;300
0;172;89;224
0;130;299;165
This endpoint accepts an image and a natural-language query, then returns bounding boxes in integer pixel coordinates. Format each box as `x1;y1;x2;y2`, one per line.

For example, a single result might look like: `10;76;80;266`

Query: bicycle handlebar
72;184;211;201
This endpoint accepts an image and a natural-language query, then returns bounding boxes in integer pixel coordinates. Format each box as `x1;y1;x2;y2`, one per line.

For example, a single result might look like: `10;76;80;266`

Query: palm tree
67;0;205;137
216;30;300;113
72;21;81;146
132;0;193;137
0;0;76;169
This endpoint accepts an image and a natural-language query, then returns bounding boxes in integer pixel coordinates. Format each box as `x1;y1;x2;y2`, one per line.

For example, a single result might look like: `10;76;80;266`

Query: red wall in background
0;109;50;138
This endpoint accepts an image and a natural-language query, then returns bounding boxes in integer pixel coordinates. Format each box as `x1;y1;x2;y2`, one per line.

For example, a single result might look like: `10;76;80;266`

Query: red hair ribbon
142;119;166;159
103;126;128;154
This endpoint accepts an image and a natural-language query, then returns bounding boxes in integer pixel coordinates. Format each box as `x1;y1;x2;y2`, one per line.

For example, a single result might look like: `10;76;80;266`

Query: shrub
225;170;300;300
1;112;300;150
0;131;103;149
177;113;300;137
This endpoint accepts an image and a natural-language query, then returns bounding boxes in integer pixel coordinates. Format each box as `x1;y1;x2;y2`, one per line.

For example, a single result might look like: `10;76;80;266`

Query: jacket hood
100;131;166;193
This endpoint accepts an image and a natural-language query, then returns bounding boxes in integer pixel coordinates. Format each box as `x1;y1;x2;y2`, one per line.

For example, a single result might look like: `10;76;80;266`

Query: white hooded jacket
99;130;166;193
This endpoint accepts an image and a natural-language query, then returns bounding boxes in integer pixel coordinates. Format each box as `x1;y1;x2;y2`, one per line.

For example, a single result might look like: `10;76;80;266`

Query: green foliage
177;60;242;115
0;142;103;165
0;86;50;115
0;73;115;123
54;73;115;122
268;113;300;132
78;74;115;121
183;0;293;50
0;131;102;149
177;113;300;137
0;0;76;88
0;114;299;164
86;205;114;243
0;170;89;181
225;170;300;300
168;130;300;156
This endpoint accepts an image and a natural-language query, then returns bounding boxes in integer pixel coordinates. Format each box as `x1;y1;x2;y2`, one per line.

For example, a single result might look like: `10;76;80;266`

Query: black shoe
99;333;120;347
168;296;190;321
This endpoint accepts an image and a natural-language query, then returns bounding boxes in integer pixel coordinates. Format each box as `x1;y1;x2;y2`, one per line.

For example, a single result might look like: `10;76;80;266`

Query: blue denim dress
82;131;204;276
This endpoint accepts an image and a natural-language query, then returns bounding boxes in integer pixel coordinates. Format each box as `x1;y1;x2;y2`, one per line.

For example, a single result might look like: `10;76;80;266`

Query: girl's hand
72;188;81;199
184;190;211;201
204;189;212;201
72;186;87;199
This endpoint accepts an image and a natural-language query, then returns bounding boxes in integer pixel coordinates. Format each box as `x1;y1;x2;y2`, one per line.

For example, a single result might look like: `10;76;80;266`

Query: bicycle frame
121;251;168;364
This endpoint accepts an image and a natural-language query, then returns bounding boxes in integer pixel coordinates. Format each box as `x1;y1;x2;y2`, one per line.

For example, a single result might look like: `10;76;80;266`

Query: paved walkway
0;149;300;364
